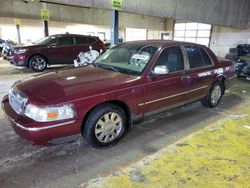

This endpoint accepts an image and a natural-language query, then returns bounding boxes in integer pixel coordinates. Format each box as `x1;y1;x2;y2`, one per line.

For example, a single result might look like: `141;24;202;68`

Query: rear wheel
29;55;47;72
83;104;127;148
201;82;223;108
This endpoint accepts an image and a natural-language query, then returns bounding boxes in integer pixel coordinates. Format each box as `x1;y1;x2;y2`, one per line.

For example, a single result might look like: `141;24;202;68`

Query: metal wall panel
0;0;165;30
1;0;249;29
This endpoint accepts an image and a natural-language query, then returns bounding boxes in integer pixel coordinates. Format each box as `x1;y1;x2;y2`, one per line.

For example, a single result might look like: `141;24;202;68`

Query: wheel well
215;76;226;94
81;100;133;134
28;54;49;67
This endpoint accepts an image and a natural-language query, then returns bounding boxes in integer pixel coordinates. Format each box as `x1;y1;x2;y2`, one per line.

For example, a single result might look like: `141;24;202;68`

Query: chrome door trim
138;85;208;106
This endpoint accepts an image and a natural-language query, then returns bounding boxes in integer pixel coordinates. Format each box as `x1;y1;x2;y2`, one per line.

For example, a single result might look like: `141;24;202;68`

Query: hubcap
95;112;122;143
32;57;46;70
211;85;222;105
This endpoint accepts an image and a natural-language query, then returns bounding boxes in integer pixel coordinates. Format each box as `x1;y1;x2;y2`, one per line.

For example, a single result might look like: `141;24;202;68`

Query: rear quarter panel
216;58;236;89
204;47;236;89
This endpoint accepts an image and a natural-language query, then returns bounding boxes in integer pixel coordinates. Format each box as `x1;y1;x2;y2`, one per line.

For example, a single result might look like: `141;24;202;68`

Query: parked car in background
235;60;250;80
12;34;105;71
104;38;123;50
225;44;250;62
2;40;236;148
225;44;250;79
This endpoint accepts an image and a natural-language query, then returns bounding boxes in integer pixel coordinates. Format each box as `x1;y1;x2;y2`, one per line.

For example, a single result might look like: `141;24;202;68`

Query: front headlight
24;104;75;122
14;49;27;55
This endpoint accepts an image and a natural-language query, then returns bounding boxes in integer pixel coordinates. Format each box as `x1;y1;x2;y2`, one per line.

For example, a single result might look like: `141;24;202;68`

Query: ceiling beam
42;0;250;29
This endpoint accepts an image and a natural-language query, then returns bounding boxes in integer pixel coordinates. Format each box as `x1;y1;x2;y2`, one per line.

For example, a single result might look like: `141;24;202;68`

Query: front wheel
29;55;47;72
83;104;127;148
201;82;223;108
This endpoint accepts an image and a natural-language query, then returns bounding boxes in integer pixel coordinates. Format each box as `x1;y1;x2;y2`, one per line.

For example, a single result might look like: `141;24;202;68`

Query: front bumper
1;95;81;145
12;54;28;67
12;60;27;66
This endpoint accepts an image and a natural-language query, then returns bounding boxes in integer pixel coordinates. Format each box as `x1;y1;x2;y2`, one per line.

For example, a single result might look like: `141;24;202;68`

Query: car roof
50;34;98;38
124;40;205;48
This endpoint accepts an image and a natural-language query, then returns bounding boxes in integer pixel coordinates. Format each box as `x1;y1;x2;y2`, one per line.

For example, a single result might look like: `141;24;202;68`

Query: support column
16;24;21;44
42;3;49;37
111;10;119;47
43;20;49;37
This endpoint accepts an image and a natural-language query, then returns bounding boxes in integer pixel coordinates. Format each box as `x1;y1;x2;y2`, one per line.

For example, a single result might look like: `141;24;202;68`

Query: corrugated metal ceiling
43;0;250;29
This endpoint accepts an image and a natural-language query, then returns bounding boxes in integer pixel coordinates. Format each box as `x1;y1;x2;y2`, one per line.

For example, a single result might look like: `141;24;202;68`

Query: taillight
98;41;105;50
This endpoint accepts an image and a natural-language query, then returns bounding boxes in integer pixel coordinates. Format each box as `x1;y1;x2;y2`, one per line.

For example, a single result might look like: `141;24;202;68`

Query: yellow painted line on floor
82;103;250;188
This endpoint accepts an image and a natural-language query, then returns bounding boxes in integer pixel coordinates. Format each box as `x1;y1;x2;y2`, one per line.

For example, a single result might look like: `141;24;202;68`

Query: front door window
153;46;184;73
57;37;74;46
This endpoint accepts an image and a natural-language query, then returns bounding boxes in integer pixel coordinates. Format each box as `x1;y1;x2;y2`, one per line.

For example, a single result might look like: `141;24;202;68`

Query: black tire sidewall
83;104;127;148
29;55;47;72
207;82;223;107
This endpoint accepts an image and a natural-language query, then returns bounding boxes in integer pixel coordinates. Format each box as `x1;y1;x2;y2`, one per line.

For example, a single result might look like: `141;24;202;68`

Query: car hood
16;66;141;105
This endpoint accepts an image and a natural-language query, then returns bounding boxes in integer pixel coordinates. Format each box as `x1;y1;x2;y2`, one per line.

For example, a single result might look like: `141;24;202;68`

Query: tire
201;82;224;108
83;103;127;148
29;55;47;72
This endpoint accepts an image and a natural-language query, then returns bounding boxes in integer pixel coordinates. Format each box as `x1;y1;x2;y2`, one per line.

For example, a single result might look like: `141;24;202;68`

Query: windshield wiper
98;64;120;73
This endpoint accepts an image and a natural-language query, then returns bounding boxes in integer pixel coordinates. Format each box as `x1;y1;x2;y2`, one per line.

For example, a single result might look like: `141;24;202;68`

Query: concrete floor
0;59;249;188
86;98;250;188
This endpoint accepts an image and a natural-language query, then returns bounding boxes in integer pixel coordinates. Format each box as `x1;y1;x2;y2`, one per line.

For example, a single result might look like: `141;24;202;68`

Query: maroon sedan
2;41;236;148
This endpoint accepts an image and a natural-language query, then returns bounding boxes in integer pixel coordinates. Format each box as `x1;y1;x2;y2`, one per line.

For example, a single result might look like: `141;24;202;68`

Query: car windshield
35;35;57;45
96;43;158;75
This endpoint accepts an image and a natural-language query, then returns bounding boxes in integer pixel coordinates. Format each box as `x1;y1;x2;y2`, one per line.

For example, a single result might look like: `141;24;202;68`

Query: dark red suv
12;34;105;71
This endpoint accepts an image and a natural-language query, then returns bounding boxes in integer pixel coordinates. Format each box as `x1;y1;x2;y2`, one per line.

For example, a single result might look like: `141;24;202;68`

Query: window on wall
173;22;212;46
125;28;147;42
97;32;105;41
87;32;95;36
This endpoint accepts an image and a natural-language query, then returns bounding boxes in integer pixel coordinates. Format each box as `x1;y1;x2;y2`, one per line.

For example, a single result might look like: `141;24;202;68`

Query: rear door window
88;37;97;44
200;47;213;66
154;46;184;73
185;46;204;68
75;37;97;45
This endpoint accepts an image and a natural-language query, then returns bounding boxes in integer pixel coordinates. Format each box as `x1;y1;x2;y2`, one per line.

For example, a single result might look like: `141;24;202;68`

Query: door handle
48;45;57;48
181;76;191;81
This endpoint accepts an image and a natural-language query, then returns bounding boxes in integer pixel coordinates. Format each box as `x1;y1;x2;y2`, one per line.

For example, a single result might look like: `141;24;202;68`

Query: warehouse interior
0;0;249;187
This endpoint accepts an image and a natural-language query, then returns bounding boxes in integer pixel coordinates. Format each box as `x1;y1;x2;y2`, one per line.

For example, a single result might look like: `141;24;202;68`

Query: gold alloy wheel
211;85;222;105
94;112;122;143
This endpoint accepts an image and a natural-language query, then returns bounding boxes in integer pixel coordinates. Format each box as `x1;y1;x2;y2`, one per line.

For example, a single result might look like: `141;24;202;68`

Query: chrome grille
9;88;27;115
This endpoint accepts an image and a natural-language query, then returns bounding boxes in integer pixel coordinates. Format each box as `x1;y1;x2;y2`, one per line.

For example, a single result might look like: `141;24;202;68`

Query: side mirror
152;65;169;75
48;42;57;48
